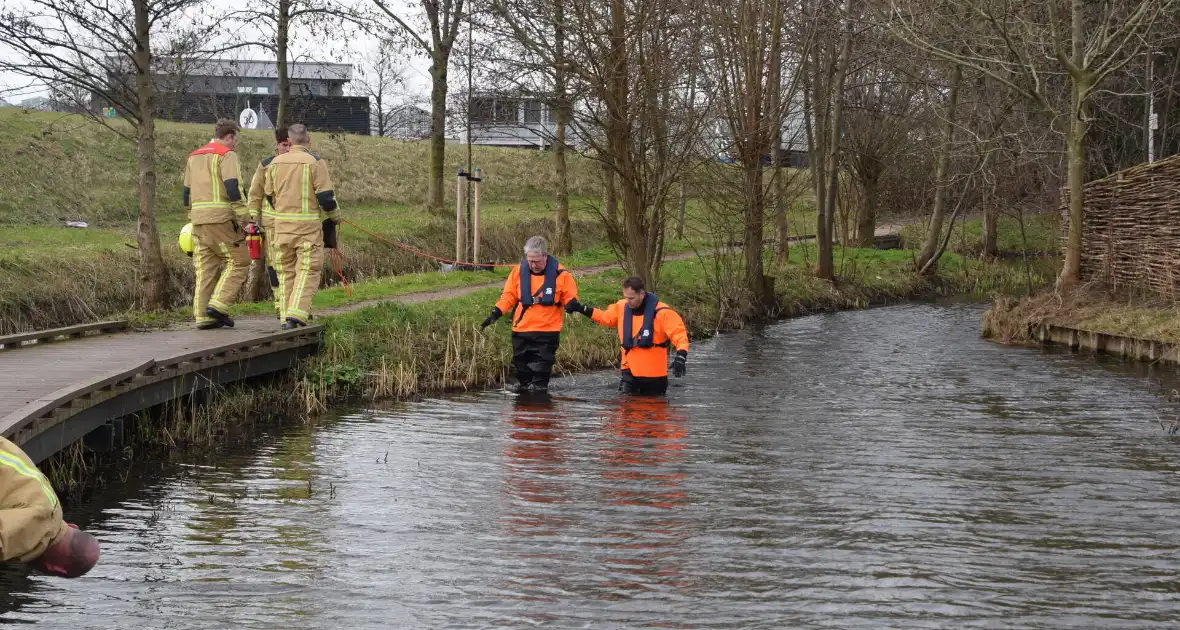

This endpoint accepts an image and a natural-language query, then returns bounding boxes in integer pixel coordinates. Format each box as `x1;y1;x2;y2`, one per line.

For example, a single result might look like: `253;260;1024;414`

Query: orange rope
341;218;515;268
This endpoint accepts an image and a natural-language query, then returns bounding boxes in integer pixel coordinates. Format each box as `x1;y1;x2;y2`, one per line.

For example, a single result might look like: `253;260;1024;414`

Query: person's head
213;119;238;150
622;276;646;309
524;236;548;273
288;123;310;147
28;524;99;578
275;127;291;155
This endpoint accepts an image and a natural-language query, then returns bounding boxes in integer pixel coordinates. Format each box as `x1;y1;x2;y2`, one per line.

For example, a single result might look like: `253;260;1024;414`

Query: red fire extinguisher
244;223;263;260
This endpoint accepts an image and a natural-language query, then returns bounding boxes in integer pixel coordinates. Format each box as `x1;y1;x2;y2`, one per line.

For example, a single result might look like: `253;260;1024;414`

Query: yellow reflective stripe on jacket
209;155;222;204
192;201;231;209
301;165;311;216
0;451;57;507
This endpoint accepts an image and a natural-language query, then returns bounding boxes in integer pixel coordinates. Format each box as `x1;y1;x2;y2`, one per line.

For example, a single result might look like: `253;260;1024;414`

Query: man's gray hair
288;124;310;145
524;236;548;255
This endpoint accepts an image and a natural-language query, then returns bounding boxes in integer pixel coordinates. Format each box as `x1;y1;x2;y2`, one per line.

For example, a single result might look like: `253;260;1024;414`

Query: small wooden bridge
0;320;323;463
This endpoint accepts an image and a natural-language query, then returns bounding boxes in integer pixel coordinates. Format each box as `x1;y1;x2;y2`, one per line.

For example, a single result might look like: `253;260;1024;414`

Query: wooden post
472;167;482;265
456;169;467;264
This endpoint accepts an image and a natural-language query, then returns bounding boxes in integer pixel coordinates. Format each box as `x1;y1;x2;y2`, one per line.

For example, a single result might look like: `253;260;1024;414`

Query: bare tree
561;0;707;288
0;0;209;310
352;40;409;136
889;0;1178;287
704;0;794;312
806;0;857;281
487;0;576;254
227;0;363;130
372;0;466;213
842;44;920;247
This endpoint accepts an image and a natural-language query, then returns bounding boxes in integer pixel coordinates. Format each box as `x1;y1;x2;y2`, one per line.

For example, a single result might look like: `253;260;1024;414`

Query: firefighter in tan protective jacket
262;123;339;329
0;437;99;577
247;126;292;321
183;119;255;330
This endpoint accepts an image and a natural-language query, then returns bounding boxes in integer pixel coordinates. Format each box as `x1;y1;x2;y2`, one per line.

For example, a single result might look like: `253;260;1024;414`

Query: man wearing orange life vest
566;275;689;395
481;236;579;392
183;119;254;330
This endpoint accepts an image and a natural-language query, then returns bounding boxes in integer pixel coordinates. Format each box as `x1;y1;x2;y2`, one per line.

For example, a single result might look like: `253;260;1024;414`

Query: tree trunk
768;8;788;264
676;180;687;240
375;91;386;137
606;0;652;288
817;11;853;281
602;159;619;224
983;201;998;258
427;56;449;213
551;0;572;255
276;0;290;129
553;107;572;254
1060;78;1090;288
1059;0;1089;289
133;0;167;310
856;176;878;248
916;62;963;274
676;63;699;242
803;58;826;267
743;159;766;314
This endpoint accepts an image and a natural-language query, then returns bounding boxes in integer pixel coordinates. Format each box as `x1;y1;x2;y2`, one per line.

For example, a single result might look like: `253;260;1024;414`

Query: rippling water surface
5;303;1180;628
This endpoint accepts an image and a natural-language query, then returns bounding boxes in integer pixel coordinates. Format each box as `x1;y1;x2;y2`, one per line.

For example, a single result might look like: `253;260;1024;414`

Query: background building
104;57;371;135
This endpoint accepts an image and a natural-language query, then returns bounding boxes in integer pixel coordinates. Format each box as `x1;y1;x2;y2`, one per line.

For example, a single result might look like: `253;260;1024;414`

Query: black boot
204;307;234;329
281;317;306;330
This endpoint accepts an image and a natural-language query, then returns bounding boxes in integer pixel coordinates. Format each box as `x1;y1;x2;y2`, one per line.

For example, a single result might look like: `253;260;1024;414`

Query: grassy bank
982;287;1180;346
898;211;1060;256
0;108;606;225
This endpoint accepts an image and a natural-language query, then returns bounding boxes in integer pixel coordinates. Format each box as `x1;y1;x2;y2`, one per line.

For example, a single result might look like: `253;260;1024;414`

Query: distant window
492;99;518;124
523;100;543;124
236;86;253;93
255;86;270;94
471;97;494;124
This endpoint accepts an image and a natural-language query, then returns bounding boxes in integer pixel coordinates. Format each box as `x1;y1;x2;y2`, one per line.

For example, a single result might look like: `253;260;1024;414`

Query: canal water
4;302;1180;628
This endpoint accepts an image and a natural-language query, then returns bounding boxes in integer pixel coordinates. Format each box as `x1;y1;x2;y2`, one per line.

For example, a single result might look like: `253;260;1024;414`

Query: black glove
564;298;592;316
481;307;502;329
672;350;687;378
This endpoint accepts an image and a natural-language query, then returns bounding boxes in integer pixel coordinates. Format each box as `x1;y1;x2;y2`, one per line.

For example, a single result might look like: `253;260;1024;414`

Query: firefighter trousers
277;232;324;325
263;225;284;320
192;221;251;324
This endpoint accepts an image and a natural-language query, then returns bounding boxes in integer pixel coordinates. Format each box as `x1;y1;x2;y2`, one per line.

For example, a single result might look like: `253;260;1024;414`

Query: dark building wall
155;93;370;135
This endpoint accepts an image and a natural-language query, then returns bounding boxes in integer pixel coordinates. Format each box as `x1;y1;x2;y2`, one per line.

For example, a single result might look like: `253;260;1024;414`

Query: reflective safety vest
184;141;246;225
622;292;667;350
520;256;559;308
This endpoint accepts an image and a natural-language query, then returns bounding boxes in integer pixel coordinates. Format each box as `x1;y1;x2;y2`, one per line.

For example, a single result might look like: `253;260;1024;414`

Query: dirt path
276;222;915;320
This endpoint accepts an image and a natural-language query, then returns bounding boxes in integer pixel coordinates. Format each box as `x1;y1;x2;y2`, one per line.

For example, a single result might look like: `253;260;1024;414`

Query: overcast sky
0;0;437;106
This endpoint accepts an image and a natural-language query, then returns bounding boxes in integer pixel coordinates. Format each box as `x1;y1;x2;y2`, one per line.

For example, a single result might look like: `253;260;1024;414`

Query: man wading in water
481;236;579;393
566;275;690;395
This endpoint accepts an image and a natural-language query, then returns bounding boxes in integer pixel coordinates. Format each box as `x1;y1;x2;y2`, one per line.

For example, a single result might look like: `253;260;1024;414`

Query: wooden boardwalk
0;320;322;463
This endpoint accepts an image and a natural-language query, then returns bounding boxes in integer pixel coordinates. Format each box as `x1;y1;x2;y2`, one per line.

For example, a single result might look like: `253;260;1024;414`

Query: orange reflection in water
598;395;691;593
503;393;572;536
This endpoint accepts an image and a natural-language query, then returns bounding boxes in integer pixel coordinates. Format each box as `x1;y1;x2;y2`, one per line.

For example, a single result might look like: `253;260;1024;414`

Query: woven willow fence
1061;154;1180;300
